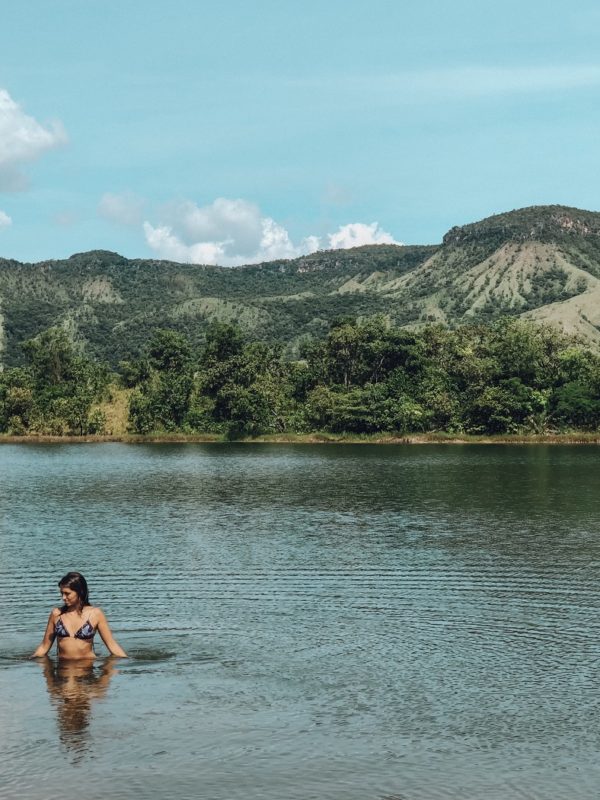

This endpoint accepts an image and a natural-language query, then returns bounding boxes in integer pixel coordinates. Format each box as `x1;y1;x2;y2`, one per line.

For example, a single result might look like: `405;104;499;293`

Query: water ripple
1;443;599;799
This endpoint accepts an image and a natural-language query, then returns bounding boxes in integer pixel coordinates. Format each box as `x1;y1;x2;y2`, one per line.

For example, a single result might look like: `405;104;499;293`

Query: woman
32;572;127;659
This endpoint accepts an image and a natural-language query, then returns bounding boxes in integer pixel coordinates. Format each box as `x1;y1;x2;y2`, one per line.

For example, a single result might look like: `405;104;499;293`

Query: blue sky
1;1;600;264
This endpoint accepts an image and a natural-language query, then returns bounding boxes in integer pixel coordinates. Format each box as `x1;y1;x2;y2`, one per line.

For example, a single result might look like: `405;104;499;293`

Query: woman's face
60;586;79;610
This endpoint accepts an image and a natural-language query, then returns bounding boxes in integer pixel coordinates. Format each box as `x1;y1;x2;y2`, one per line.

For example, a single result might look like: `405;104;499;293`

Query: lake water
0;443;599;800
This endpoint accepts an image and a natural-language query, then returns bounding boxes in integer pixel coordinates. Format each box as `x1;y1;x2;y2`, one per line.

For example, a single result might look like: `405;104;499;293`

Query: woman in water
31;572;127;659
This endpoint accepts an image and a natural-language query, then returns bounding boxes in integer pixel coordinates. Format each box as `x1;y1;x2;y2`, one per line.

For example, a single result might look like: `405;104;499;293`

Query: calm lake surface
0;443;599;800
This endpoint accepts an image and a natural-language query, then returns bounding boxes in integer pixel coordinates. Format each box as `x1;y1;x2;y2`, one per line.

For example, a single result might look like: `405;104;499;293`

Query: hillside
2;204;600;365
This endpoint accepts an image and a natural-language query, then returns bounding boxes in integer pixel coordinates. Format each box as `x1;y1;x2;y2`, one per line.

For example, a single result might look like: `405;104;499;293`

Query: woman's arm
31;610;58;658
96;609;128;657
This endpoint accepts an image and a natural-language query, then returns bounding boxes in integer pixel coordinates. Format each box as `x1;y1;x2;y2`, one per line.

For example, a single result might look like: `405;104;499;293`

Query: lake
0;443;599;800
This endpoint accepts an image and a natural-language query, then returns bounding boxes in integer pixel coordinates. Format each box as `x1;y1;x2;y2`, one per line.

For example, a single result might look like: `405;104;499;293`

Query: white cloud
143;197;402;266
328;222;401;249
0;88;67;191
0;210;12;229
174;197;263;253
143;222;226;264
144;197;318;266
98;191;145;226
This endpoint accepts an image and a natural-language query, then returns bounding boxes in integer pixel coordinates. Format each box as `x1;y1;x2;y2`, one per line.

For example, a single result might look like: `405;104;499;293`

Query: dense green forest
1;317;599;438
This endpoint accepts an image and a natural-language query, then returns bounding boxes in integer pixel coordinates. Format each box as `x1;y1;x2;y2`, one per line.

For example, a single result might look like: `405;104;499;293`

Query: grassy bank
2;431;600;445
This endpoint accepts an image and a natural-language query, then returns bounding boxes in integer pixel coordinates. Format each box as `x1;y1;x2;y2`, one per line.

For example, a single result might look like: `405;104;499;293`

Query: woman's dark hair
58;572;90;612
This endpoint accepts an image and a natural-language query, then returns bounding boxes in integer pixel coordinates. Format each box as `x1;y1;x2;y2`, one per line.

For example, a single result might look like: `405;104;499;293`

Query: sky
1;0;600;265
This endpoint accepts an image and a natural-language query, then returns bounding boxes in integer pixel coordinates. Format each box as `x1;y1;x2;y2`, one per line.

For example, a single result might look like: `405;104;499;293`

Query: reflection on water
39;658;116;758
0;444;599;800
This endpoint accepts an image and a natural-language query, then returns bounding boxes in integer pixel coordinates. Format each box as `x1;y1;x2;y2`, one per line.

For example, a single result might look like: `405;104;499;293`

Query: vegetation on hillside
2;317;599;439
0;245;436;365
3;205;600;366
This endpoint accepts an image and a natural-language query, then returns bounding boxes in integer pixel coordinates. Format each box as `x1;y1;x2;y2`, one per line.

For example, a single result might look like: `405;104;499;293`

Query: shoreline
1;432;600;445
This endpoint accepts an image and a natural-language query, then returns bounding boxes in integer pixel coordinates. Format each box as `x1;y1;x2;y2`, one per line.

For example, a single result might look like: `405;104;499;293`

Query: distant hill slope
2;204;600;365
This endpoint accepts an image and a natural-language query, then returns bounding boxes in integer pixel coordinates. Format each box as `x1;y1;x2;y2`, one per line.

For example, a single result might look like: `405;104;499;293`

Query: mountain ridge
2;204;600;365
443;204;600;246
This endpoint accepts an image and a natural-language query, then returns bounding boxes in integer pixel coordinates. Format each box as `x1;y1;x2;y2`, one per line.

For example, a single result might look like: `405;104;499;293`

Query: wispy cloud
98;191;145;226
142;197;401;266
402;64;600;97
0;209;12;229
52;210;78;227
322;182;353;207
0;88;67;191
282;64;600;102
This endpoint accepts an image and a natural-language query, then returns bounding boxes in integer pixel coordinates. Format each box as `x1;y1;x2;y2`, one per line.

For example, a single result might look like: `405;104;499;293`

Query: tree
466;378;547;434
552;382;600;429
128;329;194;433
0;368;34;433
22;328;77;388
20;328;109;435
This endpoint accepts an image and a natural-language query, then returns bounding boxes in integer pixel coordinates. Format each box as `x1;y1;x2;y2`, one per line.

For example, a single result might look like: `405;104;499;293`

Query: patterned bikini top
54;615;96;641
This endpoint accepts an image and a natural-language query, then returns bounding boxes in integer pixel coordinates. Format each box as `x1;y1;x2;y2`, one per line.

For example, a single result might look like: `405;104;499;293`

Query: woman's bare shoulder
50;607;61;618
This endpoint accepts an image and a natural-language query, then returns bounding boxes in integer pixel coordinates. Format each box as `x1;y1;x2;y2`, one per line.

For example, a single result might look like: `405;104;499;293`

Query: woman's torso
53;605;97;659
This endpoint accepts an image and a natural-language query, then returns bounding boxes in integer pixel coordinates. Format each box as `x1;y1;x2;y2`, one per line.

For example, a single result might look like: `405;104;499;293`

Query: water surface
0;444;599;799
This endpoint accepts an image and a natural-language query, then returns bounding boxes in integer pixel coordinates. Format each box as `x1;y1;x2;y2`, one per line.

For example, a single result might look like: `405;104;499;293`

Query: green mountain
2;204;600;366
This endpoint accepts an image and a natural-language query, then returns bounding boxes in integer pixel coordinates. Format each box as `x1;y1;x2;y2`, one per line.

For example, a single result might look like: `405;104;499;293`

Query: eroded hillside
2;204;600;365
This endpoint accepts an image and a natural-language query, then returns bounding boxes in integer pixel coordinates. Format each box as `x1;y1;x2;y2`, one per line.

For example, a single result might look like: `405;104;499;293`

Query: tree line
1;317;600;437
